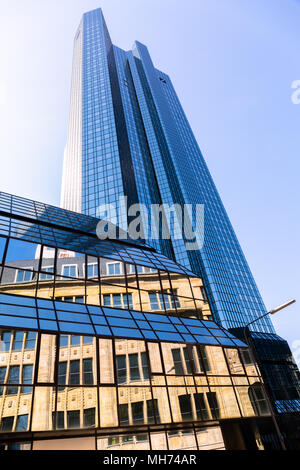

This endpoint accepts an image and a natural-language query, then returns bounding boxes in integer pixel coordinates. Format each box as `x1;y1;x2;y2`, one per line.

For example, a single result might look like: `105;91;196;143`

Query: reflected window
62;265;78;278
141;352;149;380
112;294;122;307
240;349;253;365
119;404;129;425
116;355;126;384
83;359;93;385
67;410;80;429
52;411;64;429
147;399;160;424
84;408;95;427
179;395;193;421
200;286;208;303
1;416;14;431
16;414;28;431
107;262;121;276
60;335;68;347
129;354;140;381
58;362;67;391
194;393;209;420
21;365;33;393
40;266;54;280
171;349;184;375
249;383;269;416
132;401;144;424
24;332;36;350
0;367;6;396
12;331;24;351
71;335;80;346
196;345;211;373
207;392;220;419
1;331;12;351
87;263;98;279
16;269;33;283
108;436;120;446
69;360;80;385
6;365;19;394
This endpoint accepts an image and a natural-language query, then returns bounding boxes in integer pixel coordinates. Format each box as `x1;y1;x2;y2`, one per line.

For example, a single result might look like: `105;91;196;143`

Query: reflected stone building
0;192;284;450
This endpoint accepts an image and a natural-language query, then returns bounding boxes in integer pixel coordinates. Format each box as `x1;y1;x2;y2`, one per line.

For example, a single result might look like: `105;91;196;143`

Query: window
1;417;14;431
129;354;140;381
87;263;98;278
170;289;181;308
200;286;208;303
69;360;80;385
207;392;220;419
249;383;269;416
141;352;149;380
52;411;64;429
116;355;126;384
112;294;122;307
12;331;24;351
240;349;253;365
119;404;129;425
194;393;209;420
0;367;6;396
67;410;80;429
21;365;33;393
1;331;12;351
83;359;93;385
6;365;19;395
108;436;120;446
183;347;193;374
83;336;93;344
74;296;84;303
196;345;211;372
60;335;68;347
132;401;144;424
16;269;33;283
24;332;36;350
84;408;95;427
147;399;160;424
103;294;111;306
107;262;121;276
16;414;28;431
58;362;67;391
171;349;184;375
136;266;144;274
102;293;131;308
179;395;193;421
62;265;78;278
40;266;54;280
123;293;133;309
148;292;160;310
71;335;80;346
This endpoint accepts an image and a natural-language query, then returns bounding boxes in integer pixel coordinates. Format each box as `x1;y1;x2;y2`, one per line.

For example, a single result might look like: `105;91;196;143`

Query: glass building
0;191;283;450
60;6;300;434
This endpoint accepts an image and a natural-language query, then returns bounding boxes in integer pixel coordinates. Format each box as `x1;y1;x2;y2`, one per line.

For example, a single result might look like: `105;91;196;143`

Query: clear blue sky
0;0;299;362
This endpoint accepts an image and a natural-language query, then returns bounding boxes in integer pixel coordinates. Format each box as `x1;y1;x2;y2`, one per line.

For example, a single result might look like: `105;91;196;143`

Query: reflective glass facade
0;191;276;450
59;9;300;426
61;8;273;334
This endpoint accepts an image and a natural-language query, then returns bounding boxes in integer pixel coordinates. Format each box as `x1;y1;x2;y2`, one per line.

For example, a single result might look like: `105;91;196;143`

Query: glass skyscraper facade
60;8;299;431
61;8;273;332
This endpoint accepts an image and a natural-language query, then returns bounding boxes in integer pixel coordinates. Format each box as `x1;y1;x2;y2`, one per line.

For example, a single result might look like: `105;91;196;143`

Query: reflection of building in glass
0;191;291;450
59;6;300;438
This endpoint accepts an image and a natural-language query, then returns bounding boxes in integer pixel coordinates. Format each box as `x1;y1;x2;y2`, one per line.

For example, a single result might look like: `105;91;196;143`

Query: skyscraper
61;8;300;422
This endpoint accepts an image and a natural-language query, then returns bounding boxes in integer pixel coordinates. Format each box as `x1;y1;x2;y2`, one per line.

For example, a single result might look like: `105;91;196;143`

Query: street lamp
243;299;296;451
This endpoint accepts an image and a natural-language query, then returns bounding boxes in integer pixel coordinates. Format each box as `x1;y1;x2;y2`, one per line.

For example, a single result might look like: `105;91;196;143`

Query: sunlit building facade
0;192;280;450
